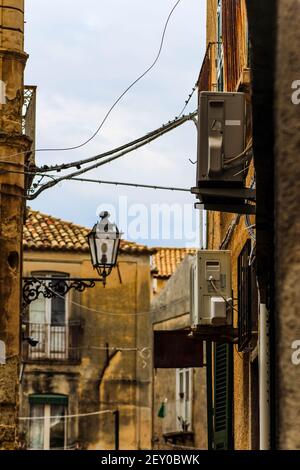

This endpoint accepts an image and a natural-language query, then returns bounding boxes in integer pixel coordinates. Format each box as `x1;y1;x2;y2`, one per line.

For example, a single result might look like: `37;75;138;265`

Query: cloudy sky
25;0;207;247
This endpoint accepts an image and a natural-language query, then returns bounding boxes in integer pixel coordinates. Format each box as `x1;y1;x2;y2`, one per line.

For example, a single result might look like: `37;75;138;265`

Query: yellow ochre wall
21;249;153;450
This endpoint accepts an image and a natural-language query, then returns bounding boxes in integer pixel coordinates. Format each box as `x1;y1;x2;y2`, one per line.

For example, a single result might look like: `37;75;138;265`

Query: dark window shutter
238;240;258;351
29;394;68;406
213;343;233;450
206;342;214;450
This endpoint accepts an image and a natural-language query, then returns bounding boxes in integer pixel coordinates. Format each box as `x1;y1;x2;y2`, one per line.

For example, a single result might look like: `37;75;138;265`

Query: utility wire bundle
27;111;197;199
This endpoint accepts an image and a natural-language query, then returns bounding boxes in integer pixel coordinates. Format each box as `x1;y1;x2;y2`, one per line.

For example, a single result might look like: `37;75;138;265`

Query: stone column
0;0;30;449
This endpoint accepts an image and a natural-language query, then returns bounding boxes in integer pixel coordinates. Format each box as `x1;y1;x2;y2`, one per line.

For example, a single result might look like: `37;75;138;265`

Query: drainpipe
259;302;271;449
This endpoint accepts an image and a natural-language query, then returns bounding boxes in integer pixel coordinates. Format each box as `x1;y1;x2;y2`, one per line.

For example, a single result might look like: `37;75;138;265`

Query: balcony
22;321;82;364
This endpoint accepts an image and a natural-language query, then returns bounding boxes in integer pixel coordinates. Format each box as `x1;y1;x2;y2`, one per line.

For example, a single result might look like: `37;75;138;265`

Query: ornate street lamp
22;211;122;307
87;211;122;286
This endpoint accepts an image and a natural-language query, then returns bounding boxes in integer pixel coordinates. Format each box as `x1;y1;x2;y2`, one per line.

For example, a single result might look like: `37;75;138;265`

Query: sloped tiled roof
23;209;155;256
152;247;196;279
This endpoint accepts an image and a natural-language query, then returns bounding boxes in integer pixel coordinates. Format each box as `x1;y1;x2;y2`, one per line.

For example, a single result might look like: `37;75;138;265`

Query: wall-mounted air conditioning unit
190;250;232;327
196;91;246;187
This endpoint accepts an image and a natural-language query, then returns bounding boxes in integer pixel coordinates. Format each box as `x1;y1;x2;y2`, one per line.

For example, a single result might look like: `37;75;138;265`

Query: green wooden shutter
206;342;214;450
213;343;233;449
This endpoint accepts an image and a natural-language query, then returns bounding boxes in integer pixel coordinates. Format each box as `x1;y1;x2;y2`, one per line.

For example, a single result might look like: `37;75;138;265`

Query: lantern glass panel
95;237;115;267
87;230;97;267
87;212;121;271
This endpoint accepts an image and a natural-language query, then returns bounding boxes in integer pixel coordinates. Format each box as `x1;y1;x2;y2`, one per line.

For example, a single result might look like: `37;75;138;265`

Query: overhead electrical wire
68;345;151;353
0;108;196;177
0;88;197;174
35;111;196;175
177;86;196;118
0;168;58;182
28;278;190;317
0;0;184;165
0;110;196;197
5;126;254;201
58;176;190;193
0;160;25;167
31;0;184;154
2;111;253;201
19;409;114;421
27;111;196;200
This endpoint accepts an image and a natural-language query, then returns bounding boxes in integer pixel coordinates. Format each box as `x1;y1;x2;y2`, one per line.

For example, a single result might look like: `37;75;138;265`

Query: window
176;368;192;431
238;240;258;351
28;395;68;450
28;273;69;359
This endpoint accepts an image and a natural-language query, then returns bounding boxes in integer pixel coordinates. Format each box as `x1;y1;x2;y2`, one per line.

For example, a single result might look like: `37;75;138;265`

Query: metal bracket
189;325;239;344
22;277;103;308
190;115;198;129
191;186;256;201
195;202;255;215
192;186;256;215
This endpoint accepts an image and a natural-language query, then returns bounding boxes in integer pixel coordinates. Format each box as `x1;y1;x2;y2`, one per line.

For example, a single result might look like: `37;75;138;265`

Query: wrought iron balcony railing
22;321;82;363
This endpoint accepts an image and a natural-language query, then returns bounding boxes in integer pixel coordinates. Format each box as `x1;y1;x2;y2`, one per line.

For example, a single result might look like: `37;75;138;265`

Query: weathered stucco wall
275;0;300;450
21;250;152;450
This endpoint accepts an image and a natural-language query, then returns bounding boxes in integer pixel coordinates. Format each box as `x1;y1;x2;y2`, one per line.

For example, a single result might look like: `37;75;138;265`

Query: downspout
134;262;140;450
259;302;271;449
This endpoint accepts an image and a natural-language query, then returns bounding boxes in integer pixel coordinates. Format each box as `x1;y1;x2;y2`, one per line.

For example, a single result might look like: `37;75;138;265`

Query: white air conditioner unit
196;91;246;186
190;250;232;327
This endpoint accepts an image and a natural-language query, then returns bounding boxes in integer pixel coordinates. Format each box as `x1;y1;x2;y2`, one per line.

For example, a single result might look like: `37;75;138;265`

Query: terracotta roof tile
152;247;196;279
23;209;155;256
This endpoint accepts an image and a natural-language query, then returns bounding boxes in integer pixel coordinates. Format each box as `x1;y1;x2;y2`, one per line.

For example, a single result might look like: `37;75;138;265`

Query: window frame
238;240;258;351
175;368;193;432
28;272;69;359
28;394;68;450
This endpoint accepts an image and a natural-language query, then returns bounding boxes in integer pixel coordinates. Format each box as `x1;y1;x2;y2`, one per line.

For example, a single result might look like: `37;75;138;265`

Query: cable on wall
28;278;190;317
19;409;114;421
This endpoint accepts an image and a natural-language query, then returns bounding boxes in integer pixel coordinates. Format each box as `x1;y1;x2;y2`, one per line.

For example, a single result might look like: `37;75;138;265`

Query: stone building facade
19;209;154;450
